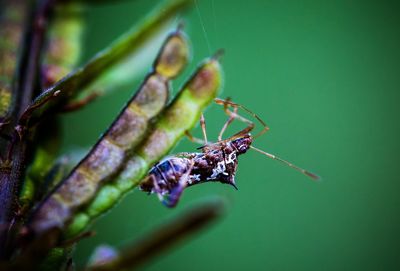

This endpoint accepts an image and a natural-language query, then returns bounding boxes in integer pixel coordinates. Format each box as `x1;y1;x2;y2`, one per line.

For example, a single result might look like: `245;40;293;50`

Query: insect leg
215;98;255;138
200;113;208;144
215;98;269;139
149;175;165;203
185;113;209;145
185;131;205;145
218;102;238;140
163;162;194;208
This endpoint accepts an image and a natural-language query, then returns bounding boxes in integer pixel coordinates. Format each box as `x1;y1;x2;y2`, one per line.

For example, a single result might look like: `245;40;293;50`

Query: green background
61;0;400;270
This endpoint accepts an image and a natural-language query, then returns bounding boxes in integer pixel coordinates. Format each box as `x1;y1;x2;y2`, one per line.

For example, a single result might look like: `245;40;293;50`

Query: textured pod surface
20;0;192;127
0;0;28;117
22;3;86;212
30;29;189;234
67;56;222;236
42;2;85;87
155;32;189;78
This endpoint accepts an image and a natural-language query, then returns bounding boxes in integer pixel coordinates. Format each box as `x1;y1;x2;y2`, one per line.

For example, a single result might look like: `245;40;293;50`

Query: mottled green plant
0;0;225;270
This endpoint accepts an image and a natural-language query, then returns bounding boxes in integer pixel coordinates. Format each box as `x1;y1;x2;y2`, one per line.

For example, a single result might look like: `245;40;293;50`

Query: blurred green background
61;0;400;270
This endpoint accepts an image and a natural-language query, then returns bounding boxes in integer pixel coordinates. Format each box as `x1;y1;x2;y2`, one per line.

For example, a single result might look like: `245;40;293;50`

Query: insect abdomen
140;158;191;193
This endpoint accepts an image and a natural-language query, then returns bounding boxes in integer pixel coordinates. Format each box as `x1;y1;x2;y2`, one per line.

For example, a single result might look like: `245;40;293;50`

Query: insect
140;98;319;207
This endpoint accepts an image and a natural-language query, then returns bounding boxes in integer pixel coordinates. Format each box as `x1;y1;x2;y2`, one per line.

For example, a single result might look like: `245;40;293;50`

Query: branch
87;198;225;271
0;0;56;259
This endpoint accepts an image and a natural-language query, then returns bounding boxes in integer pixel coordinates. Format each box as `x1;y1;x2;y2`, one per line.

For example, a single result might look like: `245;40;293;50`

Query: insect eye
238;144;248;153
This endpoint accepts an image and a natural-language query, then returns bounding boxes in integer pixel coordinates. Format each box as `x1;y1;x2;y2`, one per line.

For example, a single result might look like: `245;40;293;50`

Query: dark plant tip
306;171;321;181
211;48;225;61
176;21;185;32
192;196;227;217
89;198;226;271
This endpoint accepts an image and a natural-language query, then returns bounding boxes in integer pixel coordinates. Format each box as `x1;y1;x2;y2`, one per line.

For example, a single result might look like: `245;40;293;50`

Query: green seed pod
19;176;35;208
106;74;168;150
36;4;84;86
30;28;190;234
65;213;89;239
86;185;121;217
0;0;28;117
66;55;222;236
154;29;189;79
139;57;222;163
20;3;85;212
23;0;193;127
42;2;85;87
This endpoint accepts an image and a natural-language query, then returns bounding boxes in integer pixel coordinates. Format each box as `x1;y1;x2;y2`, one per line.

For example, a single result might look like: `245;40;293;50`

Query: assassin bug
140;98;319;207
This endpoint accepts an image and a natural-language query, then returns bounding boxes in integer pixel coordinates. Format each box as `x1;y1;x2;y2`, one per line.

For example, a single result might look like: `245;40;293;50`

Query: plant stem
0;0;56;259
88;199;225;271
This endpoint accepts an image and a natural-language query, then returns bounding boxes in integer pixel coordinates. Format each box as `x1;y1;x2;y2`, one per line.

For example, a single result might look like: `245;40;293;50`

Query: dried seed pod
66;55;222;237
138;56;222;163
20;0;192;127
42;2;85;87
29;28;190;234
21;4;86;213
0;0;28;117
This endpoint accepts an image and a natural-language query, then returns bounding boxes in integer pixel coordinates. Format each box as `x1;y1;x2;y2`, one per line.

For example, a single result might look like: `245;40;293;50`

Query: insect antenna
250;146;320;181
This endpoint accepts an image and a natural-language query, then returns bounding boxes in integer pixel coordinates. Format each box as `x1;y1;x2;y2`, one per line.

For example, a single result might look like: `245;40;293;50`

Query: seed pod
21;3;86;213
19;176;35;209
138;56;222;163
0;0;28;117
154;29;188;78
42;2;85;88
66;55;222;237
21;0;192;127
29;28;189;234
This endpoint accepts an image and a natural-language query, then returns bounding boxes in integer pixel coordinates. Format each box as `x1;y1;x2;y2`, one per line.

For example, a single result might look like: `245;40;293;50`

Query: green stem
0;0;56;259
